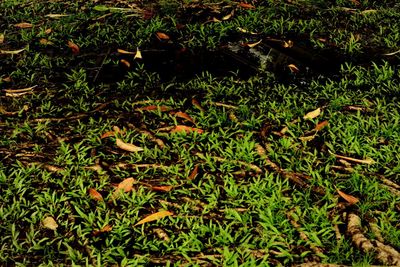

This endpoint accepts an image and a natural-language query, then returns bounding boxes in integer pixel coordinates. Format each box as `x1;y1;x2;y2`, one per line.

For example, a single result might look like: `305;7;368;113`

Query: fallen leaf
116;138;144;152
0;34;4;44
88;188;103;201
93;225;112;236
151;185;173;192
39;38;53;45
67;40;80;55
120;59;130;68
283;40;293;48
192;98;204;111
153;228;170;241
239;3;255;9
136;105;171;112
45;28;52;34
134;47;142;59
212;17;222;22
117;48;135;54
299;135;315;142
383;49;400;56
314;120;329;131
303;108;321;120
332;153;375;165
0;47;26;54
14;22;33;29
101;126;123;139
156;32;170;40
45;14;69;18
112;177;135;200
174;111;194;123
246;39;262;48
170;125;203;134
188;165;199;180
337;190;359;205
42;216;58;230
222;10;234;20
134;210;173;226
288;64;299;73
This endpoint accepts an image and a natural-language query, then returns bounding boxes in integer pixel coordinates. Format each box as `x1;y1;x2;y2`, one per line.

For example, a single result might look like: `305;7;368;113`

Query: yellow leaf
134;210;173;226
134;47;142;59
222;10;234;20
116;138;144;152
303;108;321;120
42;216;58;230
288;64;299;73
0;47;26;55
117;48;135;55
337;190;359;205
246;39;262;48
0;34;4;44
283;40;293;48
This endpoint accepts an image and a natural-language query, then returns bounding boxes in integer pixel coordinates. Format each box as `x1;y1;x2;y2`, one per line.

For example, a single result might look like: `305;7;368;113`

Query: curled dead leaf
134;210;173;226
42;216;58;230
246;39;262;48
116;138;144;152
67;40;80;55
303;108;321;120
288;64;299;73
337;189;359;205
156;32;170;40
14;22;33;29
120;59;131;68
170;125;203;134
88;188;103;201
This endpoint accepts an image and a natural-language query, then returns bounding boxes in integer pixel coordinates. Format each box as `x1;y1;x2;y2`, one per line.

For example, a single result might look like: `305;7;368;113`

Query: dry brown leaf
337;189;359;205
134;210;173;226
134;47;142;59
333;153;375;165
239;3;255;9
246;39;262;48
174;111;194;124
137;105;171;112
0;34;4;44
45;14;69;18
170;125;203;134
45;28;52;34
303;108;321;120
39;38;53;45
299;135;315;142
14;22;33;29
88;188;103;201
117;48;135;55
101;126;123;139
151;185;173;192
116;138;144;152
192;98;204;111
42;216;58;230
112;177;135;200
120;59;131;68
156;32;170;40
67;40;80;55
315;120;329;131
188;165;199;180
93;225;112;236
0;47;26;55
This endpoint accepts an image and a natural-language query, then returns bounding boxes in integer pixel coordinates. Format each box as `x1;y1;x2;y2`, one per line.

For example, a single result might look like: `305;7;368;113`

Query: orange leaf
174;111;194;124
88;188;103;201
288;64;299;73
192;98;204;111
93;225;112;236
239;3;255;9
315;120;329;131
134;210;173;226
14;22;33;29
112;178;135;200
170;125;203;134
337;190;359;205
137;105;171;112
117;48;135;55
156;32;170;40
246;39;262;48
120;59;131;68
67;40;80;55
45;28;52;34
188;165;199;180
151;185;173;192
116;138;144;152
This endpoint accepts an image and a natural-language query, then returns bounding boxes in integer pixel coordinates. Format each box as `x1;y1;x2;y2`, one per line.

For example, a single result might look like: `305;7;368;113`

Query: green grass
1;0;399;266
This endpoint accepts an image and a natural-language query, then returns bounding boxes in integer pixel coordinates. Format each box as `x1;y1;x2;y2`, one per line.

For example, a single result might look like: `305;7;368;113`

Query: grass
1;0;399;266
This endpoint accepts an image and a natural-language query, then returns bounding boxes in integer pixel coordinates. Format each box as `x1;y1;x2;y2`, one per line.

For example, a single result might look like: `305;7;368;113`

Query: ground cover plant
1;0;400;266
